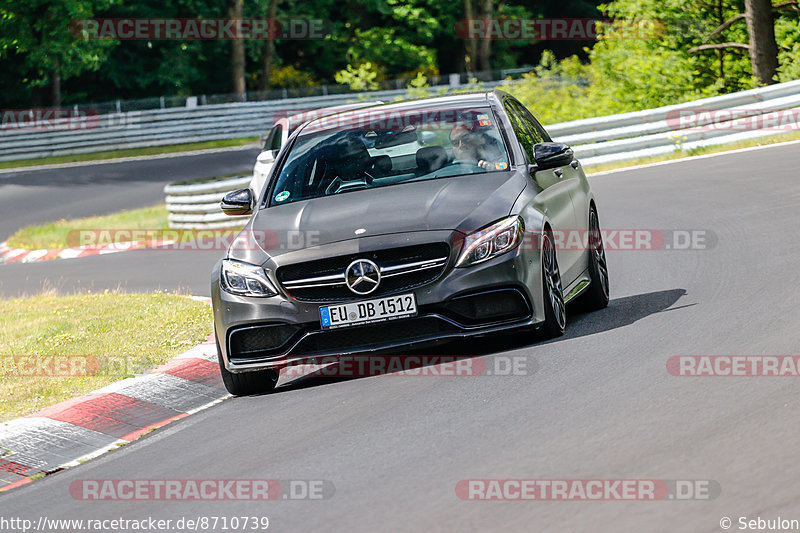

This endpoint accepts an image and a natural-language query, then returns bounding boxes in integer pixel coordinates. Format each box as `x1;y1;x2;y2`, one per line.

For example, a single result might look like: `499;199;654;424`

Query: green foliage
1;0;799;115
775;16;800;83
334;62;380;91
403;72;432;99
269;65;317;88
596;0;752;92
0;0;119;90
346;27;437;77
408;72;429;89
503;0;800;125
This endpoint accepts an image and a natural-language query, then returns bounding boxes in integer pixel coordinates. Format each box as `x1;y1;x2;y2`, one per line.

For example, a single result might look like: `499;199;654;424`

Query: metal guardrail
8;76;797;165
36;67;535;115
162;78;800;229
0;81;507;162
165;176;252;229
565;79;800;166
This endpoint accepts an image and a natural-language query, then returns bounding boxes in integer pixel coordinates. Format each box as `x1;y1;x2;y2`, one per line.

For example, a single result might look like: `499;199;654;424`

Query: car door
502;97;582;284
507;98;586;283
511;99;590;225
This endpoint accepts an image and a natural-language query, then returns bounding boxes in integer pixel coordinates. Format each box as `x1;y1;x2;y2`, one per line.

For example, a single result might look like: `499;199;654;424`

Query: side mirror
532;142;573;171
221;188;253;216
256;150;277;164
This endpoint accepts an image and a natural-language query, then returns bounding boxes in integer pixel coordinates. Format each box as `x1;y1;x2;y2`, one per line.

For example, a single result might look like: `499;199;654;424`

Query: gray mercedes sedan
212;90;609;395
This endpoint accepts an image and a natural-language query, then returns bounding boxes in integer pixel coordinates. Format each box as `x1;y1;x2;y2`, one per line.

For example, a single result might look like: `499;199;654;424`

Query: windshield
268;107;509;206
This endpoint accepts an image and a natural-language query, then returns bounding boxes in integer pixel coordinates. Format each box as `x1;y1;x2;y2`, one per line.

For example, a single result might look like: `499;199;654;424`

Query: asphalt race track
0;147;260;242
2;143;800;531
0;248;222;297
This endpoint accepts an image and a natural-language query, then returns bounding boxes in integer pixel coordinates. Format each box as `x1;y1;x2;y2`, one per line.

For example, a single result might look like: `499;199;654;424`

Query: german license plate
319;293;417;329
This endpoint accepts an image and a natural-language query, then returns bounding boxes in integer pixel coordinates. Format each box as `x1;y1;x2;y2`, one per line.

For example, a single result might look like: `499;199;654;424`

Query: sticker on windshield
477;113;492;127
495;162;508;170
275;191;290;202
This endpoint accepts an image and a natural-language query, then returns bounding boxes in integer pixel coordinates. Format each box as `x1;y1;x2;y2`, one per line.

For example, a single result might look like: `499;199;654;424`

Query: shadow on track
556;287;690;343
265;288;689;394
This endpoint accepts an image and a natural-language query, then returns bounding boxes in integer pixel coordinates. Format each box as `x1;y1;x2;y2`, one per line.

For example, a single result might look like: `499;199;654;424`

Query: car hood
237;171;527;260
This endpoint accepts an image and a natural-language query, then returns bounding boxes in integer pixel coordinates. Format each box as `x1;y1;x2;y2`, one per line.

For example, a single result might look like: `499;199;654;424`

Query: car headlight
220;259;278;297
456;216;525;267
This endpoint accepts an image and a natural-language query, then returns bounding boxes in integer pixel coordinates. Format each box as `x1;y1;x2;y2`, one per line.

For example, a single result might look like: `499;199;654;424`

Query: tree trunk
717;0;725;84
51;63;61;108
744;0;778;85
229;0;246;100
259;0;279;93
477;0;493;72
463;0;478;72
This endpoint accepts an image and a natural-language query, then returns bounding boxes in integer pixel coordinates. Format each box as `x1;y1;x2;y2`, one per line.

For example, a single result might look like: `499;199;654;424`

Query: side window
503;100;536;163
268;124;283;151
510;100;551;143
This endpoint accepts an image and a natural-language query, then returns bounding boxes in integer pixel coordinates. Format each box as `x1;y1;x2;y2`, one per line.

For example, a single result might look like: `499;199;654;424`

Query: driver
331;135;371;178
449;119;506;170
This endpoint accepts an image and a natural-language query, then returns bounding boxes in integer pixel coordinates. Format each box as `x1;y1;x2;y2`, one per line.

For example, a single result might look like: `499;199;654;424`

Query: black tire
217;339;279;396
539;228;566;339
579;206;610;311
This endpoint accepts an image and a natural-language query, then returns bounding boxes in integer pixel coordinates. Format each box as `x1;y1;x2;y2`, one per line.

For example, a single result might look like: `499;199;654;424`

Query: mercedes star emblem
345;259;381;295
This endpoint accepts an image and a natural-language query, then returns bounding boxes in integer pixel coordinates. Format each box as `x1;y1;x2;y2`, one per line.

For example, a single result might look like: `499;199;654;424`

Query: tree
258;0;279;92
476;0;493;71
0;0;119;107
688;0;800;85
744;0;778;84
228;0;246;99
463;0;478;70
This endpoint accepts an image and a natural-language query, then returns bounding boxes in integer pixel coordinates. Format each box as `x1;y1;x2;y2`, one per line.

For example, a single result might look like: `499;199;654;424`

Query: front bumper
213;235;545;373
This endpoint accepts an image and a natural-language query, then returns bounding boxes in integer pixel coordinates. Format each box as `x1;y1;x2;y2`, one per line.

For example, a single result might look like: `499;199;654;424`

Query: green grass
6;205;169;250
584;130;800;174
0;137;257;170
0;291;213;421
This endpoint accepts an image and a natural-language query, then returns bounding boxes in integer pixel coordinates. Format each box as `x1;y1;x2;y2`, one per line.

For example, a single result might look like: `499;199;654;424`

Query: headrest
416;146;448;174
368;155;392;174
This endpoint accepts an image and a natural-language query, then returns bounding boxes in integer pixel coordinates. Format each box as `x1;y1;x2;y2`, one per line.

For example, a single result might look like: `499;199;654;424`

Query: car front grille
277;243;450;302
290;316;459;356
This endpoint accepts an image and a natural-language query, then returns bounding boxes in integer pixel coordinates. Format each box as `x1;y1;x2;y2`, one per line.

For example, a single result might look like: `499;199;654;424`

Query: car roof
297;91;500;134
286;101;384;131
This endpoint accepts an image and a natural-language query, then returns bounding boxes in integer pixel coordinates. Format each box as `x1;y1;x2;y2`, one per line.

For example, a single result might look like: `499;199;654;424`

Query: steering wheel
325;176;370;195
450;159;485;170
